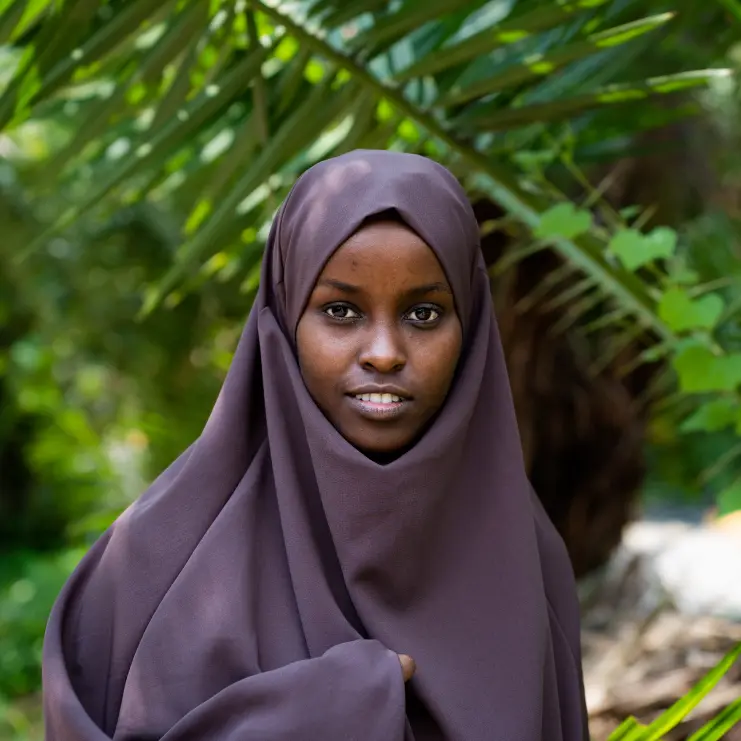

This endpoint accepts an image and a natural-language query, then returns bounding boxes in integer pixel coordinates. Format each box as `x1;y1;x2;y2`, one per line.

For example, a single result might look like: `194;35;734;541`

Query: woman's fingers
397;654;416;682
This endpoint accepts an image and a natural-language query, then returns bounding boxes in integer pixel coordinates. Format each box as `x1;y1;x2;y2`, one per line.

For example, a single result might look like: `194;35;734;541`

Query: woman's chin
344;430;418;462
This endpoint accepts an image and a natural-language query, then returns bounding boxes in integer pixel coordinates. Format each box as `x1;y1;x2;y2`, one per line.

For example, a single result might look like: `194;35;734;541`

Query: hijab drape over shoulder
43;150;587;741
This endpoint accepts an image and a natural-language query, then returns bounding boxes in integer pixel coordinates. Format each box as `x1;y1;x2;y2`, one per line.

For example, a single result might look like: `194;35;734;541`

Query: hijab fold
43;150;587;741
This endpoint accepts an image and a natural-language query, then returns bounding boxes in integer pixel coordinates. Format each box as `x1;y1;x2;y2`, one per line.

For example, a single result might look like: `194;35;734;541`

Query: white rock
618;517;741;621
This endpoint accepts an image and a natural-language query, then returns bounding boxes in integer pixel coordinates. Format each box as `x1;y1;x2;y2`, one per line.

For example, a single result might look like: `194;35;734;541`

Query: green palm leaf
0;0;728;334
0;0;175;129
455;69;731;132
146;73;361;309
16;41;271;262
686;696;741;741
0;0;32;45
395;0;614;81
348;0;483;56
639;642;741;740
440;13;674;106
607;642;741;741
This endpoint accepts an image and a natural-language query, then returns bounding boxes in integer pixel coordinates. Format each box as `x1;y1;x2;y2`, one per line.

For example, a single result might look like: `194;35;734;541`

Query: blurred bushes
0;550;83;698
1;0;741;737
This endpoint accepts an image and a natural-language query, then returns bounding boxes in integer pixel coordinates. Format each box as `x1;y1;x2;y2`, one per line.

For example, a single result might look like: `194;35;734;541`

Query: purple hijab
43;150;587;741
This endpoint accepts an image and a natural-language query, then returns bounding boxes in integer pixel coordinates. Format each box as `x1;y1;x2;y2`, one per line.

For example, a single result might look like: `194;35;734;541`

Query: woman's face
296;220;463;458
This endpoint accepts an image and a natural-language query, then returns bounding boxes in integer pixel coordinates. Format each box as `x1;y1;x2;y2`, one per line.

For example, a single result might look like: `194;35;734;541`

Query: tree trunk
474;198;658;578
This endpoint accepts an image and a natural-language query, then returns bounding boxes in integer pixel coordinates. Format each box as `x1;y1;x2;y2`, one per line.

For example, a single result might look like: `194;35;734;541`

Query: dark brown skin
296;219;462;684
296;219;463;461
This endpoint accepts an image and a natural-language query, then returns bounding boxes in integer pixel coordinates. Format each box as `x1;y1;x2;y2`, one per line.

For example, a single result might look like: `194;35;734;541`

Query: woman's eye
324;304;360;320
408;306;440;323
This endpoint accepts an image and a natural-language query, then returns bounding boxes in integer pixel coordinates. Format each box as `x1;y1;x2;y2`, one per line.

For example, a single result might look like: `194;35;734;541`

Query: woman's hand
397;654;416;682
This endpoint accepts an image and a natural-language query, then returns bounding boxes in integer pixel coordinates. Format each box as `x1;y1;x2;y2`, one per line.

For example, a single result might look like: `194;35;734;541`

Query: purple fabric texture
42;150;587;741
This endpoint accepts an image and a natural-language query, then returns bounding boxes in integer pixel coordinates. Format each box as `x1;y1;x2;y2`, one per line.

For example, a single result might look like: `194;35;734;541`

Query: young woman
43;150;588;740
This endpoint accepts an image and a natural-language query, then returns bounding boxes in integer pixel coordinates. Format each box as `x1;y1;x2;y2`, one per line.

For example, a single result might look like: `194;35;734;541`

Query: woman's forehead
321;221;450;279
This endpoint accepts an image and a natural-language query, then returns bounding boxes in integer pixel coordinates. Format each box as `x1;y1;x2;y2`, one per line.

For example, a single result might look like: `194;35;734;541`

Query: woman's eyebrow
316;279;452;296
407;282;452;296
317;278;361;293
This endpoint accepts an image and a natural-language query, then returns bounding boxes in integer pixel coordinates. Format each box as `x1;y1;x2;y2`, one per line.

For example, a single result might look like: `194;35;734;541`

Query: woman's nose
358;325;406;373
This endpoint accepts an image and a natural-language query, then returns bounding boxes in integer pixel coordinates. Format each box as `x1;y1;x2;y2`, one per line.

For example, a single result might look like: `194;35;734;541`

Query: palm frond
0;0;728;337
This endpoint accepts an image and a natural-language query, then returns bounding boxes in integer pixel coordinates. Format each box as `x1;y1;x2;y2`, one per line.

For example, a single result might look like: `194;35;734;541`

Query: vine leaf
658;288;725;332
673;345;741;393
534;203;592;240
609;226;677;271
718;482;741;516
681;399;740;433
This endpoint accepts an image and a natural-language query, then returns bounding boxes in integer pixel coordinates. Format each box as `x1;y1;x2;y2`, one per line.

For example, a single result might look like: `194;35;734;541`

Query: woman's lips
346;393;410;420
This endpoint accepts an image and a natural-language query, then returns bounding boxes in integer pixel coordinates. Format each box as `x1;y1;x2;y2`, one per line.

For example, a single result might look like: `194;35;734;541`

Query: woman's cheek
419;328;462;373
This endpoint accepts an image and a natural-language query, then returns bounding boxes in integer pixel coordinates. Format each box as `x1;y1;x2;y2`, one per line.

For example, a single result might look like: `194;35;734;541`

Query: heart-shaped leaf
667;258;700;285
644;225;678;257
718;482;741;516
609;226;677;271
672;345;741;393
658;287;725;332
535;203;592;240
681;399;740;433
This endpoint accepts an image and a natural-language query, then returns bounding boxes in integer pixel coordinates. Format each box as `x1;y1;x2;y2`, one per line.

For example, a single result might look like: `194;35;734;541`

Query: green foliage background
1;0;741;738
